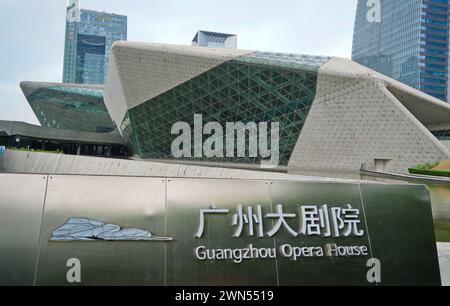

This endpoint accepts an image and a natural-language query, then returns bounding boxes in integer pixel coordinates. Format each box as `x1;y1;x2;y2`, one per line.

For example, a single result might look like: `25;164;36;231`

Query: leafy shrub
409;168;450;178
414;163;439;171
6;146;64;155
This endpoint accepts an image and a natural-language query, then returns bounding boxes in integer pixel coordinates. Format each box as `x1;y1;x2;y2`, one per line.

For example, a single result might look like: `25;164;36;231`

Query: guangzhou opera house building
17;42;450;173
1;42;447;287
20;82;114;133
10;81;128;157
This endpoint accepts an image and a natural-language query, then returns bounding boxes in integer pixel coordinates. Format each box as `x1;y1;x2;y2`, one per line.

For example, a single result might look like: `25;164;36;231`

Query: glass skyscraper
352;0;450;102
63;1;127;85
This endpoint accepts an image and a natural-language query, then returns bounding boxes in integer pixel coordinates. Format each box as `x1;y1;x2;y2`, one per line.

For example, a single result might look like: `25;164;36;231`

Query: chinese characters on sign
194;204;369;264
195;204;365;239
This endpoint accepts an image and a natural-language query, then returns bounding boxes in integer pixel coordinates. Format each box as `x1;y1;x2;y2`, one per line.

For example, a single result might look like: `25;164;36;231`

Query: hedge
408;168;450;178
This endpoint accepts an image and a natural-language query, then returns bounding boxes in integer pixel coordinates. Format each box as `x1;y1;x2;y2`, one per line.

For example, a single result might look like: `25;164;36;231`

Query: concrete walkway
438;243;450;286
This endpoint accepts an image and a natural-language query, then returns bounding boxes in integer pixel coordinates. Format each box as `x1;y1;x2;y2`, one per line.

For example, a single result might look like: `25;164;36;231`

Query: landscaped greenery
434;159;450;172
414;163;439;171
409;168;450;177
409;161;450;178
435;219;450;243
6;146;64;155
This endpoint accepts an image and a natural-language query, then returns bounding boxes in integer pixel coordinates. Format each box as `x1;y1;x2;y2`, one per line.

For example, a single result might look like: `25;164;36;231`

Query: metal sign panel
268;181;373;286
0;174;441;285
35;175;166;286
0;174;47;286
165;179;277;286
360;183;441;285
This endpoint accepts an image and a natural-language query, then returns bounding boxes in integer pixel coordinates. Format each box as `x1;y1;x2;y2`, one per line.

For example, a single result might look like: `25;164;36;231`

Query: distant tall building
63;0;127;85
192;30;237;49
352;0;450;102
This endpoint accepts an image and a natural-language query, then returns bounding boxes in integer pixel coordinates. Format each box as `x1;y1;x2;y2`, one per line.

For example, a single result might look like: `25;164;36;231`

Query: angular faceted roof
235;52;330;71
20;81;104;97
0;120;124;145
105;42;255;121
104;42;333;165
103;42;450;172
317;57;450;131
105;42;331;127
20;81;115;134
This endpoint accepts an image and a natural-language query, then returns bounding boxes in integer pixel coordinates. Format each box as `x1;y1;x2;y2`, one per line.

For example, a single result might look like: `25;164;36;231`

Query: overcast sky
0;0;358;125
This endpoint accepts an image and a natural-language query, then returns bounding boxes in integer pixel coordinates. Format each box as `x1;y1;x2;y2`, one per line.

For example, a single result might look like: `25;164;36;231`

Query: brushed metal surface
360;183;441;286
165;179;278;286
269;181;374;286
35;175;166;286
0;174;47;286
0;174;441;286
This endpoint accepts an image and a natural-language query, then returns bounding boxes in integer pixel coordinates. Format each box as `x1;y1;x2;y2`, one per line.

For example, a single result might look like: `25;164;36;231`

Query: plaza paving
438;243;450;286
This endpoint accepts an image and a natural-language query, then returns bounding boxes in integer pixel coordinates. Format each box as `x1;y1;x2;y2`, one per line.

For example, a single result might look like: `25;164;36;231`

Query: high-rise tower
352;0;450;102
63;0;127;85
